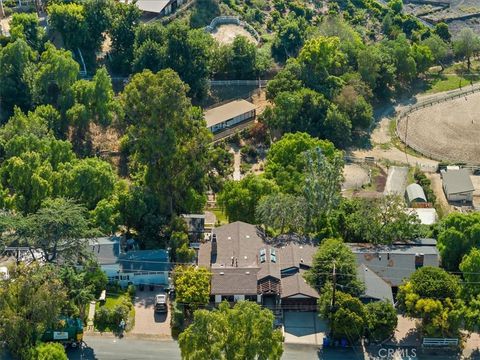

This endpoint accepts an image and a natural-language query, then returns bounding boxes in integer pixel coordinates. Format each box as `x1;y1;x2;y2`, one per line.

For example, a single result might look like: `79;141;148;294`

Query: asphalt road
64;336;323;360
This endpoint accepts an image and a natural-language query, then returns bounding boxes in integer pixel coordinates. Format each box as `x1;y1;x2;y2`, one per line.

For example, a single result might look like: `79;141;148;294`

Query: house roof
405;183;427;203
198;222;318;297
88;237;121;265
204;100;256;128
119;249;170;272
348;243;439;287
358;264;394;303
122;0;172;13
211;268;259;295
200;221;265;269
442;169;475;195
280;270;319;299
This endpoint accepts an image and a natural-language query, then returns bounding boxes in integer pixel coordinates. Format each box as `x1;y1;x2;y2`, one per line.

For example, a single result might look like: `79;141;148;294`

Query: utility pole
330;261;337;339
0;0;5;19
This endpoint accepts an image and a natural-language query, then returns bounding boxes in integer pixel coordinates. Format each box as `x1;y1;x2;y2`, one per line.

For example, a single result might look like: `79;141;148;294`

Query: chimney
235;258;238;267
210;233;217;264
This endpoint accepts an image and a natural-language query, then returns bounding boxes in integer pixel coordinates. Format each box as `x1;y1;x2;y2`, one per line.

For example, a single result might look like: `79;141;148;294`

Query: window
415;253;424;269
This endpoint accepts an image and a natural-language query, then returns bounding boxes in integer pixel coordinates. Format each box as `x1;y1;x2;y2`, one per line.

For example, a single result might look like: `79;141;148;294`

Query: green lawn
424;60;480;94
210;207;228;225
95;290;136;331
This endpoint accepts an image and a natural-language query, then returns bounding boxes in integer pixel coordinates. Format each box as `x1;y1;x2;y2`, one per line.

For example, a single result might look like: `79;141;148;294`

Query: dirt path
426;172;451;215
229;146;242;181
352;115;439;172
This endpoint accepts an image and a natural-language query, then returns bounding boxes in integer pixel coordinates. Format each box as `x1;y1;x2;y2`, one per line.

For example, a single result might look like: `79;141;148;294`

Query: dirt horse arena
211;24;258;45
396;91;480;164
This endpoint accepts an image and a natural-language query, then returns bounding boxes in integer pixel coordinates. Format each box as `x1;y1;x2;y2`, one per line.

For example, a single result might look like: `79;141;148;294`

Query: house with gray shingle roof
198;222;319;309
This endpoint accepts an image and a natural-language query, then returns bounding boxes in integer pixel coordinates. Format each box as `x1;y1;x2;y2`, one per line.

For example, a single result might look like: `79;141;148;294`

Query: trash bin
323;337;330;347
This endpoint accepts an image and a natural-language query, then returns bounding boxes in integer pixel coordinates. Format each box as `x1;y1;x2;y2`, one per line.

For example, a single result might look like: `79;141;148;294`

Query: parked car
155;294;168;313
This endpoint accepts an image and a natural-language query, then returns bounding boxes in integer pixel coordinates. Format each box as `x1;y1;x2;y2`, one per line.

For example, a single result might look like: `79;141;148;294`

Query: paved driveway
131;290;172;339
283;311;327;346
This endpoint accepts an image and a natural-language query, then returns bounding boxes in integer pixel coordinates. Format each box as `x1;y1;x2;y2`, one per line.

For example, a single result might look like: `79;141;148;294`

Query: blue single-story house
88;237;170;288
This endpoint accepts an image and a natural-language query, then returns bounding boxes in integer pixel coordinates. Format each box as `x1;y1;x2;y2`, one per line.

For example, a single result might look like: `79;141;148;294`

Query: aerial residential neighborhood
1;0;480;359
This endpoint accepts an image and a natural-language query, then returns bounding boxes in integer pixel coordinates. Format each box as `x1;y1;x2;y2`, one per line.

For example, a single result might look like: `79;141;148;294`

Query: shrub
171;301;185;338
127;284;136;298
94;307;111;332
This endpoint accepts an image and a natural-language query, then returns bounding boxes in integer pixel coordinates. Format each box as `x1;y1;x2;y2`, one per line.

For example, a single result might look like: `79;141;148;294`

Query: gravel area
342;164;369;190
210;24;257;45
397;91;480;164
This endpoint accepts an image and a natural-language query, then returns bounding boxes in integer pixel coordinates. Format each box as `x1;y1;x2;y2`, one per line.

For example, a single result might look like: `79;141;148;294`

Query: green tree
1;198;95;263
32;43;79;111
318;289;366;342
0;39;35;118
48;3;87;50
365;301;398;342
133;21;214;98
262;88;331;140
323;104;352;148
297;36;346;97
256;192;306;234
334;85;373;130
179;301;283;360
35;342;68;360
357;44;396;99
305;238;364;296
383;34;417;85
190;0;220;28
453;28;480;70
57;157;116;210
460;248;480;300
434;22;451;42
216;36;260;79
421;34;450;71
264;132;337;194
83;0;114;52
435;212;480;270
218;174;278;223
397;267;462;337
339;195;422;244
10;13;44;50
303;148;344;233
122;69;212;217
109;1;141;74
388;0;403;14
173;266;211;310
0;263;68;360
412;43;434;74
272;16;308;62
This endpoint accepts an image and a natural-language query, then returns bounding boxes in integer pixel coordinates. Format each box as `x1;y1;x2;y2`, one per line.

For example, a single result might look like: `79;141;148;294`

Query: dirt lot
211;24;257;45
397;91;480;164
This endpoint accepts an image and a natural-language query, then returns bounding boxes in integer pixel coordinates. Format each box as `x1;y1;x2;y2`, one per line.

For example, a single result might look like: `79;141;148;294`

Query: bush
127;284;136;298
94;295;134;333
94;307;111;332
171;301;185;338
35;342;67;360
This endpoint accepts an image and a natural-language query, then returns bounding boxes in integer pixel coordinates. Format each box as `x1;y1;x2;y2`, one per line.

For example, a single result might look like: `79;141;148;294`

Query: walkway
230;146;242;181
384;166;408;196
86;300;96;332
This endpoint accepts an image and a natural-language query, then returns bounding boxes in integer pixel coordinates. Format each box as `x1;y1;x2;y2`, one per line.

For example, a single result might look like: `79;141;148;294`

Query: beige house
204;100;256;133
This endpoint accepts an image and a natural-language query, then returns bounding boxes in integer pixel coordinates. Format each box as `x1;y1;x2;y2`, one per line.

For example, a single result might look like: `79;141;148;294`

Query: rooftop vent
245;271;250;275
219;272;224;275
246;235;250;239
